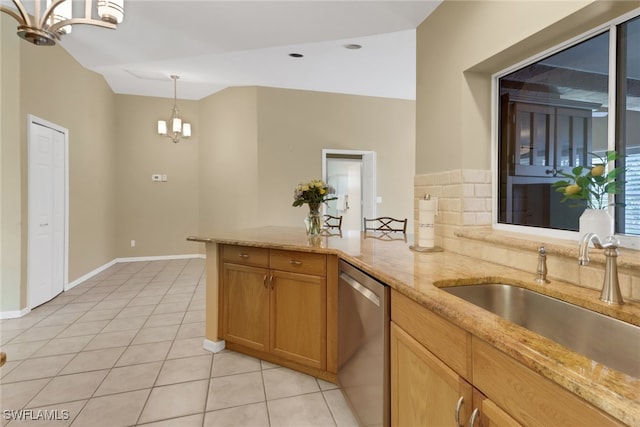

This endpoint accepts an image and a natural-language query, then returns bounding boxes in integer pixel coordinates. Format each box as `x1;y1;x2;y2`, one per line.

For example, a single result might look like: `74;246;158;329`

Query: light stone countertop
188;226;640;426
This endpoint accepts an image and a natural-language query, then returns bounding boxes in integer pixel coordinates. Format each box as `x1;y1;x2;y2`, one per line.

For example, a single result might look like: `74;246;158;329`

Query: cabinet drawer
391;290;471;380
270;249;326;276
472;337;624;427
222;245;269;267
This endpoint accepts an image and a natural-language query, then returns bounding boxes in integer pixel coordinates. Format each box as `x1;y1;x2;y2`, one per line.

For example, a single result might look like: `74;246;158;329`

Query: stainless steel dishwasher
338;260;390;427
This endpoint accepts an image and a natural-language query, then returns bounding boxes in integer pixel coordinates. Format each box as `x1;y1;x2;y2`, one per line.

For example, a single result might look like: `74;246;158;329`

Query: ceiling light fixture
0;0;124;46
157;75;191;144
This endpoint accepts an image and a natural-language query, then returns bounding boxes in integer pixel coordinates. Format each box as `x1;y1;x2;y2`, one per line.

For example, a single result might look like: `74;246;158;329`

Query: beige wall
19;40;119;286
197;86;415;234
255;87;415;229
115;95;200;257
198;87;259;235
415;0;640;174
1;15;22;312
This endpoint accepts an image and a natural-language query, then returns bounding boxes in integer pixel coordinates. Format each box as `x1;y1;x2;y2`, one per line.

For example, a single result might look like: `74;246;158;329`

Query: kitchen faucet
578;233;624;305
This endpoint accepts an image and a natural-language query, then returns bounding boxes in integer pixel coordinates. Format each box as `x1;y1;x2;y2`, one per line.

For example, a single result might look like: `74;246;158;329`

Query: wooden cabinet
220;244;335;380
501;95;596;178
499;95;599;228
473;338;624;427
391;289;623;427
390;322;473;427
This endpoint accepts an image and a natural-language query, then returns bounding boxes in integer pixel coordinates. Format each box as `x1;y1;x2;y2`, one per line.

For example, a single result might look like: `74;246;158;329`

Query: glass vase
305;204;322;236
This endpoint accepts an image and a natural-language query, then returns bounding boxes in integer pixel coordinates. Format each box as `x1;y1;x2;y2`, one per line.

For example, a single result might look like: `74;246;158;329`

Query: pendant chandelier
157;75;192;144
0;0;124;46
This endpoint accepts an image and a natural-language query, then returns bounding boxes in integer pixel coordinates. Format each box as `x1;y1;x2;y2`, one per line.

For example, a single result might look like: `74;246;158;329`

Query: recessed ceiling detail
56;1;442;100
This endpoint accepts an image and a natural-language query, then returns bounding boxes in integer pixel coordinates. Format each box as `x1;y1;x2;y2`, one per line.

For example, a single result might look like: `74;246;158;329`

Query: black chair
363;217;407;241
323;214;343;230
363;217;407;233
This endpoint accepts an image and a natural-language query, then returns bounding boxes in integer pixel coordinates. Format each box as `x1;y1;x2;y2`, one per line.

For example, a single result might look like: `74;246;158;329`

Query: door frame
27;114;69;308
322;149;377;224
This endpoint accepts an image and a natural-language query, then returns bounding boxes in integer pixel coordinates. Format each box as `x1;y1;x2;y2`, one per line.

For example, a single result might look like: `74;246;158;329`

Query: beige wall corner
198;86;260;236
256;87;416;231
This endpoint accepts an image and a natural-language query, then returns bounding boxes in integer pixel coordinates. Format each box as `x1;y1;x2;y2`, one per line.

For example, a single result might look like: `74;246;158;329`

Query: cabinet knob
545;168;562;177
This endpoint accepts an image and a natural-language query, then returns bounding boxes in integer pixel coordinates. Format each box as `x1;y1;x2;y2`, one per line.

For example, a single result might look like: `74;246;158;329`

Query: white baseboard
0;307;31;320
5;254;207;318
65;259;119;291
65;253;205;292
203;338;226;353
115;254;205;263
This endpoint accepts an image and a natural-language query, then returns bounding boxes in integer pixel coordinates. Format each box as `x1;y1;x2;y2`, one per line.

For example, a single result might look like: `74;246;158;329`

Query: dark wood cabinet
499;94;598;227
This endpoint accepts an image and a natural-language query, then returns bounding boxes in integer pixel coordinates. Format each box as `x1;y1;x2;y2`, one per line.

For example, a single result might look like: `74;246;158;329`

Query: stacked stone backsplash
414;169;640;302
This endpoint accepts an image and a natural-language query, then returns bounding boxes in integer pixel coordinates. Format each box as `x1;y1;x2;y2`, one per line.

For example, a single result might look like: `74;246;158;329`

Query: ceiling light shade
158;75;191;144
46;0;71;34
1;0;124;46
97;0;123;24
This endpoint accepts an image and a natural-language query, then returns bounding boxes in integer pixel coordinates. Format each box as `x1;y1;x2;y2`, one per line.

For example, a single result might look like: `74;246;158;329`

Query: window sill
455;227;639;271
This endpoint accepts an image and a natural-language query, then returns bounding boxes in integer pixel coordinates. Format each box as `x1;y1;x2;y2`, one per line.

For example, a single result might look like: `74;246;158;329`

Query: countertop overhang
188;226;640;425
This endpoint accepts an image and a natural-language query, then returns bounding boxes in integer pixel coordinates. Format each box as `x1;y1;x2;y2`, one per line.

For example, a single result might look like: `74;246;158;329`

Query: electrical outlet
131;240;136;247
162;174;168;182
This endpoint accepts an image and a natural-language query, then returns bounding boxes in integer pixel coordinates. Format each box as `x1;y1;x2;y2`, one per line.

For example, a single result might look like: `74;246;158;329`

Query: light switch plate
152;174;161;181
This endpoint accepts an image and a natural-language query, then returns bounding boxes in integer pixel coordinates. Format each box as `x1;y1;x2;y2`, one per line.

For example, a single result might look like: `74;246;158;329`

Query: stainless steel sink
440;284;640;378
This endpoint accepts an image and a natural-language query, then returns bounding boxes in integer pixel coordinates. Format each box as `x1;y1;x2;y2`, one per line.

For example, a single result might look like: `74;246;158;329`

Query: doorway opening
322;149;376;231
27;115;68;309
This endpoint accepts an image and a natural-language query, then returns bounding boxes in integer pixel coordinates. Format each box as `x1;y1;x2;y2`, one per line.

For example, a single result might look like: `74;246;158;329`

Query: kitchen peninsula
188;226;639;426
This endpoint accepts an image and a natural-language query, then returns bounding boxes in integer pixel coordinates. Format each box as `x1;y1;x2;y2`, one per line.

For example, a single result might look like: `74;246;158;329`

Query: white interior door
323;149;376;231
326;158;362;230
28;117;67;308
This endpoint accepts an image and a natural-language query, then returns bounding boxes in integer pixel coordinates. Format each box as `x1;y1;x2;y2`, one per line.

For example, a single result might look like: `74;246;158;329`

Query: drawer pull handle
454;396;464;427
468;408;480;427
269;275;274;289
238;253;249;258
263;274;268;288
289;260;303;265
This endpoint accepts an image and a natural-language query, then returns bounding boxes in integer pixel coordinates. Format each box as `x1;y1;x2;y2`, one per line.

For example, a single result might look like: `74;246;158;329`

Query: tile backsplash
414;169;492;245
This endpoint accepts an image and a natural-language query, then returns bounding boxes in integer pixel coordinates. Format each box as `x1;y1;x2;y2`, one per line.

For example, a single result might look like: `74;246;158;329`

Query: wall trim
66;254;206;291
2;254;206;319
0;307;31;320
203;338;226;353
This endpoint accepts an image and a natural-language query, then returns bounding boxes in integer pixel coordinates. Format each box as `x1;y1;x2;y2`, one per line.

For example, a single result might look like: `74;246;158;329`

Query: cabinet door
512;103;555;177
270;270;326;369
222;263;270;352
469;388;523;427
391;322;472;427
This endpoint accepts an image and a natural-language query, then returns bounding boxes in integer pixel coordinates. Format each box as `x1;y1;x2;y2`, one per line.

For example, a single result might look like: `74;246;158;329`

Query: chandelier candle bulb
172;118;181;133
157;121;167;135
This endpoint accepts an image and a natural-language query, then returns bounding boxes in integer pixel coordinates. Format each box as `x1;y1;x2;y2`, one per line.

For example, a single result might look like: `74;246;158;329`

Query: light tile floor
0;259;359;427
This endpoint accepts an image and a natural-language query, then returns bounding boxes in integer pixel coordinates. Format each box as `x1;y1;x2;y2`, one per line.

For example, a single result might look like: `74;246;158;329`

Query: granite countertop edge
187;229;640;425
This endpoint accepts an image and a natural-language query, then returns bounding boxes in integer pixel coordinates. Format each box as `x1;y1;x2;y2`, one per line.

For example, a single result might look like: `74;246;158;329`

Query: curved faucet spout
578;233;598;265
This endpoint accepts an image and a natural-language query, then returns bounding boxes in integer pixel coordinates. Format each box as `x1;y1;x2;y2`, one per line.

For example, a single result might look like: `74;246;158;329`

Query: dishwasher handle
340;272;380;307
